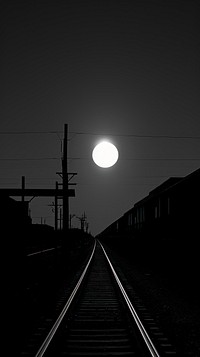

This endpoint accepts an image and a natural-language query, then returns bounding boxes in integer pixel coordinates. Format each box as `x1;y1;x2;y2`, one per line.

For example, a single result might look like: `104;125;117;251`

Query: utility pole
62;123;69;232
77;212;87;231
69;213;76;229
1;126;76;232
56;123;77;232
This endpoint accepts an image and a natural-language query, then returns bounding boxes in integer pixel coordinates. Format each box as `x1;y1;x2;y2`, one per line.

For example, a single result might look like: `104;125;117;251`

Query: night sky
1;1;200;235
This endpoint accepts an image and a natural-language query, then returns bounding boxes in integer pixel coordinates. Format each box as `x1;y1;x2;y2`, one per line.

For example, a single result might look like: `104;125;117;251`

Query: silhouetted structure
0;195;31;229
98;167;200;241
98;167;200;295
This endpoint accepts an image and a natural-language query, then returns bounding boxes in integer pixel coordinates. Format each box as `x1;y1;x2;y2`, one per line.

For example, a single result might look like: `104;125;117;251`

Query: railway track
23;240;175;356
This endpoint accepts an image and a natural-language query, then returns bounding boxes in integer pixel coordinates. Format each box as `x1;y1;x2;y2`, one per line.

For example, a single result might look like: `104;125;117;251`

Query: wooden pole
62;124;69;231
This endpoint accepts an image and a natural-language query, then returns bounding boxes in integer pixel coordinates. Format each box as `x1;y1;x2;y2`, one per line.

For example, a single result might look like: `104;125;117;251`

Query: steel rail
99;241;160;357
34;240;96;357
27;247;55;257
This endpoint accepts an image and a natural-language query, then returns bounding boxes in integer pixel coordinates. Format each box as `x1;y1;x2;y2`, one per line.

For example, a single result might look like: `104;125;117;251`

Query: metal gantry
0;124;76;231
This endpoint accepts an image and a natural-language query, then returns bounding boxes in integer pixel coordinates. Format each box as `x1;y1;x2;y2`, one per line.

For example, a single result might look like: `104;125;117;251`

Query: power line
125;158;200;161
70;131;200;139
0;157;60;161
0;130;200;139
0;156;199;161
69;157;200;161
0;131;62;135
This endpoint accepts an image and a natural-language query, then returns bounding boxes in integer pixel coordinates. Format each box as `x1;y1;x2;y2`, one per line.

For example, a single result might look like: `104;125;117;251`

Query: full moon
92;141;119;168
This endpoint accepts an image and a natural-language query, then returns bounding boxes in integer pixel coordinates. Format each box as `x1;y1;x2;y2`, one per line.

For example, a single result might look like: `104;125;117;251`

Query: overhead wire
69;131;200;140
0;157;60;161
0;157;199;161
0;130;200;139
0;130;199;161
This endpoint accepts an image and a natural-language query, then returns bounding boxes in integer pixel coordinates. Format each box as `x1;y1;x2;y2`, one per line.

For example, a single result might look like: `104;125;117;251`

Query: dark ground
6;229;94;356
6;229;200;356
103;240;200;356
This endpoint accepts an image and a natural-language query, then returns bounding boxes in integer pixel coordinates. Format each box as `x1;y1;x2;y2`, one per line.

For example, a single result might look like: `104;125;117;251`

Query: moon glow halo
92;141;119;168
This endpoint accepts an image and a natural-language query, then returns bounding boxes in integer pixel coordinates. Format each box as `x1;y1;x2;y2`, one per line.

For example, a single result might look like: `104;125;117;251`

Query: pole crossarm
68;173;77;182
0;188;75;197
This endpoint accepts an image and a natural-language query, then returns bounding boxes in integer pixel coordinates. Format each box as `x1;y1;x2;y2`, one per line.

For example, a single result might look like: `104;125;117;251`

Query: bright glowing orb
92;141;119;168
